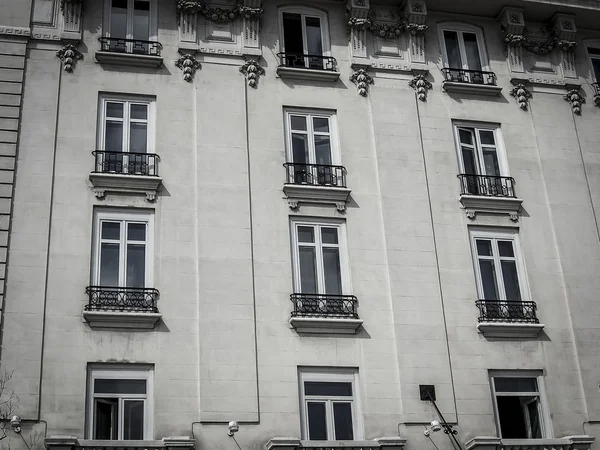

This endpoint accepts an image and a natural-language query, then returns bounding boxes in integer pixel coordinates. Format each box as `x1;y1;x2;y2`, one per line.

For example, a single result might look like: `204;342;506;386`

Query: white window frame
298;368;364;441
92;209;155;288
290;218;351;295
452;121;509;177
278;6;332;57
86;365;154;440
438;22;490;71
284;108;340;165
102;0;158;41
469;228;530;303
489;370;553;439
584;40;600;82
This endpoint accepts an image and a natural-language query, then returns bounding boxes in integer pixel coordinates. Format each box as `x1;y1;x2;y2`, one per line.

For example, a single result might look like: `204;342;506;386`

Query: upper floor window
439;24;493;84
102;0;159;54
586;46;600;81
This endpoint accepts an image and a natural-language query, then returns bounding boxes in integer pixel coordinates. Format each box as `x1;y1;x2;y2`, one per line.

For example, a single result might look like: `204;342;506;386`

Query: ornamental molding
349;68;374;96
501;30;577;56
564;88;585;115
347;13;428;40
176;1;263;24
409;74;432;101
60;0;82;12
239;59;265;88
56;44;83;72
176;53;201;82
509;83;532;110
0;25;31;37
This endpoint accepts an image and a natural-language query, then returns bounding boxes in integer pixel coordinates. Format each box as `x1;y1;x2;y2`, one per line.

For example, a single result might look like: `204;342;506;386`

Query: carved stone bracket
56;44;83;72
350;68;374;96
176;1;263;24
509;83;532;110
409;74;432;101
176;53;201;82
564;88;585;115
240;59;265;88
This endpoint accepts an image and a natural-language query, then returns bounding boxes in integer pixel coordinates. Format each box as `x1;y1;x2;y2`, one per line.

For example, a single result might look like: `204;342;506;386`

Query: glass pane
462;147;477;175
501;261;522;302
94;378;147;394
102;222;121;240
592;57;600;80
128;223;146;241
476;239;492;256
299;247;317;293
479;130;496;146
307;402;327;440
321;228;338;245
94;399;118;440
498;241;514;257
106;102;124;118
100;243;120;287
443;30;462;67
479;260;499;300
105;121;123;152
527;398;542;438
314;136;332;165
482;149;500;176
110;0;127;38
292;134;309;164
497;396;528;438
133;1;150;41
323;248;342;295
298;226;315;243
305;17;323;56
494;377;538;393
123;400;145;440
290;115;307;131
126;244;146;288
131;104;148;120
129;122;148;153
305;381;352;396
333;403;354;440
313;118;329;133
463;32;482;71
282;13;303;54
459;129;473;145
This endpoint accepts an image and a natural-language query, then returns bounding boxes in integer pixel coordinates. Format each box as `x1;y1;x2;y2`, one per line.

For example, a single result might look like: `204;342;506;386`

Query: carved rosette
349;69;374;97
564;89;585;115
56;44;83;72
176;53;201;82
509;84;532;110
239;60;265;88
176;0;263;24
409;75;432;101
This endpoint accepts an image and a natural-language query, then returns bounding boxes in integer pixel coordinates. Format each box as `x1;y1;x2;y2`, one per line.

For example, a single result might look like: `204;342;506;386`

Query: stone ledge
276;66;341;82
443;81;503;96
266;438;406;450
95;51;163;68
46;437;195;450
83;310;162;330
289;317;363;335
477;322;545;338
89;172;162;202
283;184;351;212
459;195;523;221
465;436;594;450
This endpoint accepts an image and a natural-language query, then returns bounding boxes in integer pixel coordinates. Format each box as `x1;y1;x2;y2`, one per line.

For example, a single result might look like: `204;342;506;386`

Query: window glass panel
588;47;600;55
292;134;309;164
94;378;147;394
494;377;538;393
299;247;318;293
497;396;528;438
105;121;124;152
482;149;500;176
463;32;482;71
307;402;327;440
106;102;124;118
501;261;521;302
102;222;121;240
527;398;542;438
443;30;462;67
133;1;150;41
128;223;146;241
479;260;499;300
131;104;148;120
476;239;492;256
459;129;473;145
462;147;477;175
479;130;496;146
305;17;323;56
313;117;330;133
110;0;128;38
305;381;353;396
94;399;118;440
314;136;332;165
498;241;514;257
333;403;354;440
123;400;145;440
100;243;120;287
290;115;307;131
323;248;342;295
321;228;338;245
126;244;146;288
129;122;148;153
283;13;304;54
592;57;600;80
298;226;315;243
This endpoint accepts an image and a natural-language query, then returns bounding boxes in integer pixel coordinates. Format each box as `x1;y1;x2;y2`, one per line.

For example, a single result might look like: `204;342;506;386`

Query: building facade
0;1;599;450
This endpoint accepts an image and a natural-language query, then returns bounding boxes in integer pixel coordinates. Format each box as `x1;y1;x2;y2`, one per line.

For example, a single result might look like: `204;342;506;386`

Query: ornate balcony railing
442;68;497;86
99;37;163;56
291;293;359;319
277;52;337;71
475;300;539;324
85;286;159;313
92;151;160;176
284;162;347;188
458;174;516;198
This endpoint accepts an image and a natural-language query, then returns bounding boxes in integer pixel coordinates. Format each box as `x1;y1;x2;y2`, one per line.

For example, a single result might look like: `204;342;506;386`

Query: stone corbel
176;52;201;82
350;68;374;96
409;74;432;101
60;0;83;40
509;83;532;110
552;13;577;79
346;0;370;59
405;0;427;66
498;7;525;73
564;88;585;115
56;43;83;72
240;59;265;88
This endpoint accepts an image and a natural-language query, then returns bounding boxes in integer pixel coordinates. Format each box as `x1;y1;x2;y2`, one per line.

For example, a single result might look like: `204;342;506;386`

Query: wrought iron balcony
291;293;359;319
85;286;159;313
277;52;337;71
475;300;539;324
284;162;347;188
442;68;497;86
458;174;516;198
92;151;160;177
99;37;162;56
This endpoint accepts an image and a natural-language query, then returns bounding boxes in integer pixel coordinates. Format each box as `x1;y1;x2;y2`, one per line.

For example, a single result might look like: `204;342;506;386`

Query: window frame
86;365;154;440
298;368;364;441
489;370;553;439
102;0;158;41
284;108;340;166
584;40;600;82
438;22;490;71
452;121;509;177
92;209;155;289
278;6;332;57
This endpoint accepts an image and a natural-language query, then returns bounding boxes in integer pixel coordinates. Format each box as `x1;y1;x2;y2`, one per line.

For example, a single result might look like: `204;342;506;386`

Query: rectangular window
93;210;154;289
490;372;550;439
587;47;600;81
103;0;157;53
87;366;153;440
440;26;488;83
299;369;362;441
280;8;329;69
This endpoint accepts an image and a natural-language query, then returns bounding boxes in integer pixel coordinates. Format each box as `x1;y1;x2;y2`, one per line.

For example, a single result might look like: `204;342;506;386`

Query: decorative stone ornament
239;60;265;88
509;84;532;110
56;44;83;72
564;89;585;115
176;53;201;82
409;75;432;101
176;0;263;24
60;0;82;11
349;69;374;97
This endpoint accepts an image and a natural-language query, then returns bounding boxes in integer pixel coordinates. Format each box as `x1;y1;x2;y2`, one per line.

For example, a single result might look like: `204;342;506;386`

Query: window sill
443;81;502;96
266;437;407;450
95;51;164;68
283;184;351;212
89;172;162;202
477;322;545;338
83;310;162;330
45;437;196;450
465;436;595;450
289;317;363;335
459;194;523;221
276;66;341;82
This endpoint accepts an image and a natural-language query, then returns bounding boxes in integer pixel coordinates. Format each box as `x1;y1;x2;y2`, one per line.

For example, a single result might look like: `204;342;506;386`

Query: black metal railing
476;300;539;324
99;37;163;56
458;174;516;198
85;286;159;313
290;293;359;319
593;82;600;95
284;162;347;188
442;68;497;86
92;151;160;176
277;52;337;71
